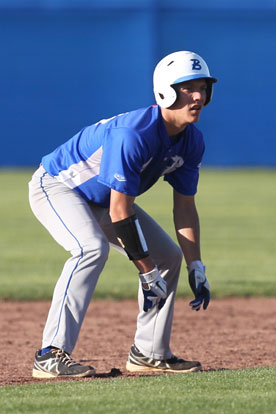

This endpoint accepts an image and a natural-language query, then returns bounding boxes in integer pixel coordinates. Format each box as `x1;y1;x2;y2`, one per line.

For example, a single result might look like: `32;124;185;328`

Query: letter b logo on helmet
153;50;217;108
190;59;202;70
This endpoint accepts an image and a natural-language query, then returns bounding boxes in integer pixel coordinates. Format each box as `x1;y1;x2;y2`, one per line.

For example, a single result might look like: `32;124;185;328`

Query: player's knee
157;243;183;273
171;245;183;267
163;244;183;273
98;238;110;262
93;238;110;261
82;237;110;263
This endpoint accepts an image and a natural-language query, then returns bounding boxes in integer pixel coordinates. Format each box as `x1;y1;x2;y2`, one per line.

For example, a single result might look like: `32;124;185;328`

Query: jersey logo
114;173;127;182
190;59;202;70
161;156;184;175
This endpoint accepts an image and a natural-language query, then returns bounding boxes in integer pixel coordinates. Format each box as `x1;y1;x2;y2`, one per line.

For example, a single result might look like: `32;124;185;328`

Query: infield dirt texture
1;297;275;386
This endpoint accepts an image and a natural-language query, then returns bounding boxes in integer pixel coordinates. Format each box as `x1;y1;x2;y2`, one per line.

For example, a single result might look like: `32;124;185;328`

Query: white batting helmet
153;51;217;108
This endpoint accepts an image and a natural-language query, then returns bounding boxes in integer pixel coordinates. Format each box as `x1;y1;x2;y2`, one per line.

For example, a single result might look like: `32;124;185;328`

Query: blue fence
1;0;276;166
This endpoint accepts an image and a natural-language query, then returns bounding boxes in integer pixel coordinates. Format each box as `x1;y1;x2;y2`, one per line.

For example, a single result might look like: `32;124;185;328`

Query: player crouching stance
29;51;216;378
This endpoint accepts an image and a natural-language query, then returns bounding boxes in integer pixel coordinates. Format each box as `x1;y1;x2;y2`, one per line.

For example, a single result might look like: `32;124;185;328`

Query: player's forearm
109;190;135;222
176;228;201;265
133;256;155;274
174;208;201;265
110;189;155;273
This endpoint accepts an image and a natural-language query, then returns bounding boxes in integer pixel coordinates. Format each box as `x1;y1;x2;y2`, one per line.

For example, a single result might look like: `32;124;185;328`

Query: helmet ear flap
154;85;177;108
204;80;214;106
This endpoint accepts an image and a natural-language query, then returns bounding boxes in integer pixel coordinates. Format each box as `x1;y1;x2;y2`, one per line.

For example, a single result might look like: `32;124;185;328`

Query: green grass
0;168;276;300
1;367;276;414
1;169;276;411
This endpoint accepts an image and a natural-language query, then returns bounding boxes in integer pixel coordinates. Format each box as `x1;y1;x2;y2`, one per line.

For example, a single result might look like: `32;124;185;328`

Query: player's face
175;79;207;123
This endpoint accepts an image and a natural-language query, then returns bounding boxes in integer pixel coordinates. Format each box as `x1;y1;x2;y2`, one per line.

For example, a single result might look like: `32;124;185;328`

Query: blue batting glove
142;289;166;312
188;261;210;311
139;266;167;312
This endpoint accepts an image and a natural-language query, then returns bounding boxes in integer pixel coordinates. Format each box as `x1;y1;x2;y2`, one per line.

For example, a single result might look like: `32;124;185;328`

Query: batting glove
188;260;210;311
139;266;167;312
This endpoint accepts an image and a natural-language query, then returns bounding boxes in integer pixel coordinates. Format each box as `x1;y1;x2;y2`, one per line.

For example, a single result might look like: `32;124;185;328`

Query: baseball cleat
32;348;96;378
126;344;202;373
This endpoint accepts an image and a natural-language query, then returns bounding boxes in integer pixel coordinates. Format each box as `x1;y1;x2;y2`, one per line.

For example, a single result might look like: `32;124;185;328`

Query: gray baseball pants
28;165;183;360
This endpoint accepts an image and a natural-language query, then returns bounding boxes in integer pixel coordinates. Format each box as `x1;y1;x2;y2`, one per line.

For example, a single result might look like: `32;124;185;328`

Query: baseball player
28;51;216;378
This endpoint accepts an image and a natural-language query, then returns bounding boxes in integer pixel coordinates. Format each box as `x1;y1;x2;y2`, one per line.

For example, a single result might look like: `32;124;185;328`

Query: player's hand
139;266;167;312
188;261;210;311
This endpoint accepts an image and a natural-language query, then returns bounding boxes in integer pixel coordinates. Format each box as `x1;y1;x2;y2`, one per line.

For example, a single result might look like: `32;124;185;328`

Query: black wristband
113;214;149;260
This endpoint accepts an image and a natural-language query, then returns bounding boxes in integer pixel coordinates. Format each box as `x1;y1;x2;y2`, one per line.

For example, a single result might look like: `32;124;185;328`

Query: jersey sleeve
97;127;149;196
164;132;205;196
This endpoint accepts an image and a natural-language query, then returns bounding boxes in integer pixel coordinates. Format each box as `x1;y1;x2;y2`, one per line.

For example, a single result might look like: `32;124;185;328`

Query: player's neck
161;108;188;137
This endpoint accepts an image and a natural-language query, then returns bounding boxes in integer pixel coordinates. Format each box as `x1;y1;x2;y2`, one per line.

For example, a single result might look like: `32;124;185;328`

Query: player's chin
189;110;201;123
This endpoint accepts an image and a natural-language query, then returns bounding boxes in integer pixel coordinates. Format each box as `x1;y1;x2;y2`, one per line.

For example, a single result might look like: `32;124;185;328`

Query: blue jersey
42;105;205;207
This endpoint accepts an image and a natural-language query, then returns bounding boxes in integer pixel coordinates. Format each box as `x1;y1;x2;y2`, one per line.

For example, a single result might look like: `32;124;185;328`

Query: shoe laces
51;349;80;367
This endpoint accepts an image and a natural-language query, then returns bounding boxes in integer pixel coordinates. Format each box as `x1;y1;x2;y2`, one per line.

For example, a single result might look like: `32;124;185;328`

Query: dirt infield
1;298;275;386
